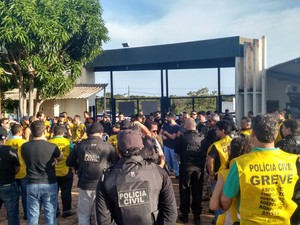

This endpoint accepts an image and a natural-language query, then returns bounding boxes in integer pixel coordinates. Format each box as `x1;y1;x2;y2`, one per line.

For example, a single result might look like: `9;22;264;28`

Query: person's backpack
140;136;160;164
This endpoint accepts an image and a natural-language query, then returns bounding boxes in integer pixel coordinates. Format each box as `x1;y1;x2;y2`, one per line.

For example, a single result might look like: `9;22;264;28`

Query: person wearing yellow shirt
274;109;286;145
207;120;232;225
210;137;252;225
48;125;75;218
44;117;51;140
239;116;252;137
5;123;28;220
221;114;300;225
71;115;87;144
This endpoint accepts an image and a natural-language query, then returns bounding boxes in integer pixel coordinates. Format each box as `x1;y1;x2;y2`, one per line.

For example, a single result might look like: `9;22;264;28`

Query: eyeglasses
151;130;158;133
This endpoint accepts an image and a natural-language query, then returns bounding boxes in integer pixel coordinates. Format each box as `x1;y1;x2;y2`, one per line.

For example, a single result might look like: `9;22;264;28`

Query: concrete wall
41;99;87;117
235;37;267;122
39;68;97;117
81;67;97;109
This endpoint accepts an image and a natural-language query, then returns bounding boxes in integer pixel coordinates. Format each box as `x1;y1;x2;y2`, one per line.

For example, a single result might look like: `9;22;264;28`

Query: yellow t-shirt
240;129;252;137
108;134;118;153
71;123;86;143
48;136;71;177
44;120;51;139
5;137;27;179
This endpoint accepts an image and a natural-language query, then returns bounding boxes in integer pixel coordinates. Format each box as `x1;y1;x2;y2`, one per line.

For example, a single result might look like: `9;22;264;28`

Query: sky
95;0;300;97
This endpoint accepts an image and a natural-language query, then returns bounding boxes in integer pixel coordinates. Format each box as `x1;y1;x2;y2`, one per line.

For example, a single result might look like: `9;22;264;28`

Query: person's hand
52;158;59;166
208;174;215;184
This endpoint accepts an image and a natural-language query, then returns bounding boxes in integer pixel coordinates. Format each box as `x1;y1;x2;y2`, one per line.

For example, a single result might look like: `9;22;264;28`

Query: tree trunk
28;75;34;116
18;76;25;117
34;89;44;116
35;100;44;116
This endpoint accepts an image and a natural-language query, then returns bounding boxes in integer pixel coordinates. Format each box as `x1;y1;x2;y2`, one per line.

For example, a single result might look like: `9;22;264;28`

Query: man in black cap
50;112;72;139
99;113;112;136
66;122;118;225
95;129;177;225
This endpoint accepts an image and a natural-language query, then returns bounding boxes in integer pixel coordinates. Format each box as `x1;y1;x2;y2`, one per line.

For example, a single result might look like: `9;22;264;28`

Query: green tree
0;0;108;116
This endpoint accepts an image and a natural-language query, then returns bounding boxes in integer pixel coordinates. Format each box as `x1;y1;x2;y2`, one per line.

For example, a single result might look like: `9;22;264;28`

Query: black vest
103;156;163;225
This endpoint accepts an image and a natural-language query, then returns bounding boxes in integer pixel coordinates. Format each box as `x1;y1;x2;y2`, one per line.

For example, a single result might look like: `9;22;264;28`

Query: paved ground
0;175;214;225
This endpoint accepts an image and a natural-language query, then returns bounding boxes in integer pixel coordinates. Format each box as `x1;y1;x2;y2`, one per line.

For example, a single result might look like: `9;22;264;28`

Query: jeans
0;182;20;225
16;177;28;216
27;183;58;225
78;188;96;225
163;146;179;176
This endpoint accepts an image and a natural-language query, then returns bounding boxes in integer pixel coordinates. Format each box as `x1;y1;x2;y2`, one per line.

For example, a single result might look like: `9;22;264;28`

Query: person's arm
163;130;177;140
95;177;116;225
10;148;20;174
220;162;240;211
24;128;31;142
82;124;87;140
66;124;72;137
66;145;78;167
133;121;151;136
52;146;63;165
156;168;178;224
50;124;55;139
209;174;225;210
15;166;20;174
220;189;233;211
154;139;166;168
159;125;164;136
207;146;217;182
176;130;182;138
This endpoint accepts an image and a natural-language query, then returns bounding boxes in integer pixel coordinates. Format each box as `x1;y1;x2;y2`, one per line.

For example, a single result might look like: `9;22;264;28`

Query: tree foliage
0;0;109;116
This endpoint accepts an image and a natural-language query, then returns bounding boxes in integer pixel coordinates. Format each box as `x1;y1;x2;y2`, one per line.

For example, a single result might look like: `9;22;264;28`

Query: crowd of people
0;108;299;225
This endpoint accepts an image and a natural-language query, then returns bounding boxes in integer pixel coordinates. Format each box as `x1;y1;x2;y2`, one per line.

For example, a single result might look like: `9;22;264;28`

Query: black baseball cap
117;129;144;154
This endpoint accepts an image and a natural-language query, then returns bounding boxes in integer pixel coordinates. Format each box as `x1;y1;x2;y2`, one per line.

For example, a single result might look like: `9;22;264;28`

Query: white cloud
103;1;300;66
99;1;300;95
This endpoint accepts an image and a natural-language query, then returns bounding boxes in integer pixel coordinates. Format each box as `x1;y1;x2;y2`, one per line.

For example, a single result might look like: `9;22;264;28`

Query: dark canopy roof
86;36;253;71
267;57;300;82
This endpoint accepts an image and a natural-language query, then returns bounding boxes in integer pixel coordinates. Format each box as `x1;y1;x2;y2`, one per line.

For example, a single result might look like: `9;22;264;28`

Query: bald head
184;118;196;130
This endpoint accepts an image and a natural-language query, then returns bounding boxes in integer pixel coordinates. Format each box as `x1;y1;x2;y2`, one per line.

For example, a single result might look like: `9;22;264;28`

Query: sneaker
62;211;75;218
194;215;200;225
178;214;188;223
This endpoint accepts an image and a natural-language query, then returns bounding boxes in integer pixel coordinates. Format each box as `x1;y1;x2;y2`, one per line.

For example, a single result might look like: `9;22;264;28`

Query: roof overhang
86;36;253;72
267;57;300;82
5;83;108;101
